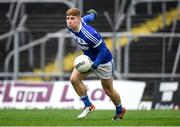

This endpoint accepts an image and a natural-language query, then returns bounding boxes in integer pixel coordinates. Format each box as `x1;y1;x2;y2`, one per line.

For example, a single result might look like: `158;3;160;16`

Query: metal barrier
1;32;180;80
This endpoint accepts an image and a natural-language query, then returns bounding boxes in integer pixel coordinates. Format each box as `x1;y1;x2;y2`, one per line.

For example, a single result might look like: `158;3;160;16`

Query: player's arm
81;43;107;74
93;43;107;68
82;9;98;23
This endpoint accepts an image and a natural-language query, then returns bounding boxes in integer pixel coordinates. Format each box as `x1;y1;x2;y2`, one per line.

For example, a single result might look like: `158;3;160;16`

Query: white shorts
93;59;115;79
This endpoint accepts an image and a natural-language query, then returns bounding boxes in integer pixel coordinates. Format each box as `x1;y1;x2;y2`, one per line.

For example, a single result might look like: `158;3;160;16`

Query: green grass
0;109;180;126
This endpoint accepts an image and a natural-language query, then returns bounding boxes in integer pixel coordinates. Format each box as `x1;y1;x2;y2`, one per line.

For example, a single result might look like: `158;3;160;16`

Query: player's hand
81;64;97;74
87;9;98;18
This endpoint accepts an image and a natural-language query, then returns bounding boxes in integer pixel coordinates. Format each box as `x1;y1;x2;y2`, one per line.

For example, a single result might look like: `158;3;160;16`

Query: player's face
66;15;80;31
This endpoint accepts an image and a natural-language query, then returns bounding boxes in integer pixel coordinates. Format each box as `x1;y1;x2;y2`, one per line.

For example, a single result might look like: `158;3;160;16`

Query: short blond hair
66;8;81;17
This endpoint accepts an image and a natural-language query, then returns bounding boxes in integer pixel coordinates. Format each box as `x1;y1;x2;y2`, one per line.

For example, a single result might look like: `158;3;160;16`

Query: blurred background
0;0;180;110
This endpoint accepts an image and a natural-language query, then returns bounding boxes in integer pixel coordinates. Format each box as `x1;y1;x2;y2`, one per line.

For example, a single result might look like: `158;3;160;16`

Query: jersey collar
77;22;82;33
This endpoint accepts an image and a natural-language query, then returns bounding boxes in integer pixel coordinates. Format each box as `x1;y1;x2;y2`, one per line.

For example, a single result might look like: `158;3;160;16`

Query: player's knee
70;75;79;85
103;88;111;96
70;75;75;84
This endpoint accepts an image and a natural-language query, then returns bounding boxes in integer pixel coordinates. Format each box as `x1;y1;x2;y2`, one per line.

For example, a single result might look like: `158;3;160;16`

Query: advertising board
0;80;145;110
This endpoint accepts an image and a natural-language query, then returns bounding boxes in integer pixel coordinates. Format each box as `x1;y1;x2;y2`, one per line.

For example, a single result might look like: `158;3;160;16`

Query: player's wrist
91;64;97;70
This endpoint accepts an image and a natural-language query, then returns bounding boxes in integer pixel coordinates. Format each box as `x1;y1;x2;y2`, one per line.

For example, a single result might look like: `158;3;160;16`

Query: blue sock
81;95;92;107
116;104;122;115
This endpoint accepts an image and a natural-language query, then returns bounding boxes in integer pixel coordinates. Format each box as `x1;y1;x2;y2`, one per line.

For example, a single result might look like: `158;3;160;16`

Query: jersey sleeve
82;13;96;23
84;31;107;67
81;27;102;48
93;43;108;68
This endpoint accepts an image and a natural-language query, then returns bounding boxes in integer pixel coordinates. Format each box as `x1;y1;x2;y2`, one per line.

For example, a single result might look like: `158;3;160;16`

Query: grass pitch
0;109;180;126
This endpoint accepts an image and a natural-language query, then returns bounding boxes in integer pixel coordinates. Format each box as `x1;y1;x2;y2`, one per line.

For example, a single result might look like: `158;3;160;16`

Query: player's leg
94;60;121;106
70;68;87;96
101;78;126;120
101;78;120;105
94;59;126;120
70;68;95;119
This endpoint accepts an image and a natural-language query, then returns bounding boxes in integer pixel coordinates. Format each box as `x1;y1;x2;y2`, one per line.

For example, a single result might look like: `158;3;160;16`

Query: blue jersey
68;13;112;67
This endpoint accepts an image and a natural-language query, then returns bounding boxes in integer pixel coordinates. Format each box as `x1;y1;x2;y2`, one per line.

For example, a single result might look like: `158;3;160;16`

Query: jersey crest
70;32;89;50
